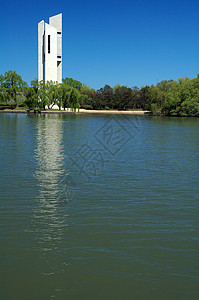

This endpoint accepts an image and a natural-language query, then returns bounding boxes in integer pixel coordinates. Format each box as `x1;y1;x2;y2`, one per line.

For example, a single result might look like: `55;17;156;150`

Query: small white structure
38;13;62;83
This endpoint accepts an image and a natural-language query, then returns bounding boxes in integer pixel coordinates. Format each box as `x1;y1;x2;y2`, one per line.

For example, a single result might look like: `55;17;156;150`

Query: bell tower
38;13;62;83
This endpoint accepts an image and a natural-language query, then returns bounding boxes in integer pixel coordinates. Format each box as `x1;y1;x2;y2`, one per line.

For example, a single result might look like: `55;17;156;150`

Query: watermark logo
59;115;141;203
94;118;132;155
70;142;105;181
58;174;78;205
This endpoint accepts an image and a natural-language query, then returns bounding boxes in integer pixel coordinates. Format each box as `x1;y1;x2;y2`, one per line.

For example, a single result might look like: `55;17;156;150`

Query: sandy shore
0;109;149;115
79;109;149;115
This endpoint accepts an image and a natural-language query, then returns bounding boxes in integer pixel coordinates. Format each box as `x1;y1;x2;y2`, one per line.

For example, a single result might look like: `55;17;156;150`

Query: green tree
59;84;72;110
113;86;132;110
0;74;8;104
25;87;38;110
38;80;49;110
3;70;27;107
46;81;57;109
31;78;39;93
68;87;81;111
80;84;95;109
62;77;83;91
55;84;64;110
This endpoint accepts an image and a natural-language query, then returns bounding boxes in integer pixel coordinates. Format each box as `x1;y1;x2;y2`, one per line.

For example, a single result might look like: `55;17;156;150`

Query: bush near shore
1;71;199;116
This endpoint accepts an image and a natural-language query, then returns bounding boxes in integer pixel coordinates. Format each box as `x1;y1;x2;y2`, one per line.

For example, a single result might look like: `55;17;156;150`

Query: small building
38;13;62;83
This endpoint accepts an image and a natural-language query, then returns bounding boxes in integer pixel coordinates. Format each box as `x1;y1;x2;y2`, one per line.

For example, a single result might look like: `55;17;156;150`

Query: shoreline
0;109;149;115
79;109;149;115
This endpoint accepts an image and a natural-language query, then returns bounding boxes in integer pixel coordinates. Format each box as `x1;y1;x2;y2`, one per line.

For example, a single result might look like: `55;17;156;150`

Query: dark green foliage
81;104;93;110
25;87;38;110
113;86;133;110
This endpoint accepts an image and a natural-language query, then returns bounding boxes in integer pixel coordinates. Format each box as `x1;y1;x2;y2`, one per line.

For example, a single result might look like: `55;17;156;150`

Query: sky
0;0;199;89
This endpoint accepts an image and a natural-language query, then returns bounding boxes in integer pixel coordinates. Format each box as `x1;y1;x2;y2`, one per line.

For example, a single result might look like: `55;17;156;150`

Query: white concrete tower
38;13;62;83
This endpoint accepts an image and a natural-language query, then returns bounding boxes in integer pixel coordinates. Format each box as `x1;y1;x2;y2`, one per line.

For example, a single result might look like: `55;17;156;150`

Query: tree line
1;70;199;116
0;71;84;112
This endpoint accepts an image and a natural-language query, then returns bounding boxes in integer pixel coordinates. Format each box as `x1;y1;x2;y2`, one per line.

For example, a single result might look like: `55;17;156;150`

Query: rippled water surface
0;113;199;300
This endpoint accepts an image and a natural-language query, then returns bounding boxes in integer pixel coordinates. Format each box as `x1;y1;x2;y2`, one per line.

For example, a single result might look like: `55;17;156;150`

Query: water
0;113;199;300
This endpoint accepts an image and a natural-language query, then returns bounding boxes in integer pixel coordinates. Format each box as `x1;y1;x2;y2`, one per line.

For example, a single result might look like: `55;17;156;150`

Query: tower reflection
33;114;69;259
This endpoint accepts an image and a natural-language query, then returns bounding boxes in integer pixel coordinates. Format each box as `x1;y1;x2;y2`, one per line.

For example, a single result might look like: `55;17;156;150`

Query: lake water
0;113;199;300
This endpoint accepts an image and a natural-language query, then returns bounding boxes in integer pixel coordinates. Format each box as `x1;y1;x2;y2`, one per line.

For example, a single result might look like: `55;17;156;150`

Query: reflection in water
32;115;69;278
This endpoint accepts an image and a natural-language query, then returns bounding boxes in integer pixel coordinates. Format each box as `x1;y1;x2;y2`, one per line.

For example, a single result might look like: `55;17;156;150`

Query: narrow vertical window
48;35;50;53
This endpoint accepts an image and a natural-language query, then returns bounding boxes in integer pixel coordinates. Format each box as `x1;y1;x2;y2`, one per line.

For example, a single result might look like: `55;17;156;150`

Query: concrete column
38;13;62;84
44;23;58;83
38;20;45;82
49;13;62;83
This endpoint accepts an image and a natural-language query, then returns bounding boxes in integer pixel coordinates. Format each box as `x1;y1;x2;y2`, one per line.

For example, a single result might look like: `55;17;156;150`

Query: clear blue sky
0;0;199;89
